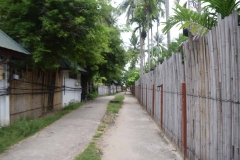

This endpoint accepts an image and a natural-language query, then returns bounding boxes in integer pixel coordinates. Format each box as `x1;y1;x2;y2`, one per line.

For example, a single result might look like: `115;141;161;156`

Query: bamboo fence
133;11;239;160
10;69;62;123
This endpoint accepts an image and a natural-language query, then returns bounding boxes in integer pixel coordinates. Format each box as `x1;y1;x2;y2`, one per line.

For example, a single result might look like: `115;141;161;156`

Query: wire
132;86;240;104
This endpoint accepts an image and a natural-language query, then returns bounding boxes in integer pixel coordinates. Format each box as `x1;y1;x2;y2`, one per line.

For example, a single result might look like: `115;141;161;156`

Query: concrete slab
0;95;114;160
100;92;183;160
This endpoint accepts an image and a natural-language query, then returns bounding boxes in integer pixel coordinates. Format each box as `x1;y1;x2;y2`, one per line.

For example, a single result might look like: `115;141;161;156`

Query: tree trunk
140;29;144;76
157;18;160;62
151;26;153;68
148;17;150;72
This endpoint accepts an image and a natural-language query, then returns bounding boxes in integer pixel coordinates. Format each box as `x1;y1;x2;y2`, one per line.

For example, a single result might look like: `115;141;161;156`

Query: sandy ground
99;92;182;160
0;95;114;160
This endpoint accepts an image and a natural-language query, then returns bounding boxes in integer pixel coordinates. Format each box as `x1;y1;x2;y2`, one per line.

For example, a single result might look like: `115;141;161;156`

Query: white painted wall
110;84;116;94
98;84;121;96
62;70;82;107
117;86;122;92
98;85;110;96
0;63;10;127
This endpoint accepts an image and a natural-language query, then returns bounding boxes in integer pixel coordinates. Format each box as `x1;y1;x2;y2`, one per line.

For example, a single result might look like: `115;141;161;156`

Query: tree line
0;0;127;84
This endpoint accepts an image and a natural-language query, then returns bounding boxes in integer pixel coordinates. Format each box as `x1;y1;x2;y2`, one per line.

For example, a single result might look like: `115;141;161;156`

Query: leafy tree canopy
123;67;140;87
0;0;127;82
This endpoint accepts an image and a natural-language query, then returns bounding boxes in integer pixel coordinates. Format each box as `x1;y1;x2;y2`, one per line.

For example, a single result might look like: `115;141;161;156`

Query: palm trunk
157;18;160;61
148;30;150;72
140;29;144;76
151;26;153;68
165;0;170;51
147;17;150;72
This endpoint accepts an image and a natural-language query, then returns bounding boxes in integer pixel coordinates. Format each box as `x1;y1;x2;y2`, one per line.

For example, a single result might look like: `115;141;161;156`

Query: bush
86;91;98;100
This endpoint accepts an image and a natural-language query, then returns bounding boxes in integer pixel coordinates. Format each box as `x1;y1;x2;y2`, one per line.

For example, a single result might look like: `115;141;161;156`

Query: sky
111;0;188;49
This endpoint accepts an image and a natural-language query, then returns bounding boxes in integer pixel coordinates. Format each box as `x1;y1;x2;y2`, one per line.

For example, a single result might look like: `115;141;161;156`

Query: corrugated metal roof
77;65;88;73
59;59;88;73
0;30;30;55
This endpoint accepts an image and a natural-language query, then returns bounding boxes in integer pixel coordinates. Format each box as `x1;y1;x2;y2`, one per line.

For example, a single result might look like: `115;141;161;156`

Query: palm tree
118;0;148;76
118;0;138;22
162;0;240;36
130;4;148;76
128;32;140;69
142;0;158;72
154;33;166;53
155;0;165;64
165;0;170;51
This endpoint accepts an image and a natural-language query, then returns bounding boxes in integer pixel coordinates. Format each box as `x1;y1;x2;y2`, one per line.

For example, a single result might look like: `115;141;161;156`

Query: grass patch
93;133;103;139
107;94;124;114
75;94;124;160
0;102;84;154
97;124;105;132
75;142;101;160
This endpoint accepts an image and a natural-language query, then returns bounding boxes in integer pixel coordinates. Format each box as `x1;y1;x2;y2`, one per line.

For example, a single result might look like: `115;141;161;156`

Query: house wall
62;70;82;107
9;70;62;123
0;63;10;126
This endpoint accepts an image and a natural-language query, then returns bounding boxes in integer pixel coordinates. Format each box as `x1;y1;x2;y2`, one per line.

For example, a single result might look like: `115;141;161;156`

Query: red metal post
152;84;154;117
146;84;147;111
160;84;163;129
182;82;187;158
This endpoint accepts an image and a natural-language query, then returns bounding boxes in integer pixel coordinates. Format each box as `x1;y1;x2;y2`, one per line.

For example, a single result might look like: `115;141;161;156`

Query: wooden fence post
160;84;163;129
141;84;143;106
182;82;187;158
152;84;154;117
146;84;147;111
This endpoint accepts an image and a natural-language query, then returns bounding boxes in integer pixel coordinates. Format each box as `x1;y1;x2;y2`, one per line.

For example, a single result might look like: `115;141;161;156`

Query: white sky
111;0;187;49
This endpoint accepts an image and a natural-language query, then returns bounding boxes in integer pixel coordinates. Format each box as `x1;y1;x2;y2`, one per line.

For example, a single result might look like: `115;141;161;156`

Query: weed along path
100;92;182;160
0;95;114;160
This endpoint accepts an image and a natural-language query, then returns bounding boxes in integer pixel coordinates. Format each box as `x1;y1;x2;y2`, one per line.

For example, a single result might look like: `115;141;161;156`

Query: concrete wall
98;85;110;96
98;84;121;96
0;63;10;127
117;86;122;92
62;70;82;107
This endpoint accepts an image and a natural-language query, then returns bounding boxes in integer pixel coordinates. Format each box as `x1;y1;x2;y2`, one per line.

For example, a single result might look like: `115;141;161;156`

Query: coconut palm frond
162;2;217;36
201;0;240;18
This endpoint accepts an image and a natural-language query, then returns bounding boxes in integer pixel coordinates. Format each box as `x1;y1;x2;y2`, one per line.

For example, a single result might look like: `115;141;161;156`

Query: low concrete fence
98;85;122;96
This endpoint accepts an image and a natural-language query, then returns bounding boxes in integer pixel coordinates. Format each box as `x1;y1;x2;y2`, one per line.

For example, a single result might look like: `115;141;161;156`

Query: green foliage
98;27;127;84
162;0;240;36
0;102;84;154
0;0;127;82
123;68;140;87
157;34;188;64
107;95;124;114
201;0;240;19
126;32;140;69
162;2;216;36
75;142;101;160
86;91;98;100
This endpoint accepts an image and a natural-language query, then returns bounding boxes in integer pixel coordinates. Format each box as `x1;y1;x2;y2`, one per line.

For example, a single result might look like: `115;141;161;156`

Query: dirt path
100;92;182;160
0;95;114;160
